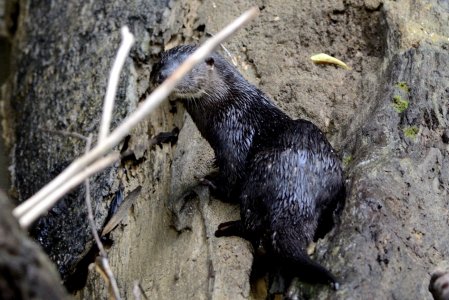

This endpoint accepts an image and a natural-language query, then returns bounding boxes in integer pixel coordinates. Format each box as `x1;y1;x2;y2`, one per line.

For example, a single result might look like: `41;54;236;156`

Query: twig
101;257;121;300
85;179;107;256
95;257;122;300
19;152;120;227
86;27;133;298
133;281;148;300
84;135;106;256
13;6;260;227
99;27;135;143
85;137;121;300
39;128;89;141
219;42;238;67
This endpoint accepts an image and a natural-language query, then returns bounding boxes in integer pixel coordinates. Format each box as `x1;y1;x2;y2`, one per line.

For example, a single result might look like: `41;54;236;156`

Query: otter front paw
215;220;243;237
198;172;236;203
331;281;340;291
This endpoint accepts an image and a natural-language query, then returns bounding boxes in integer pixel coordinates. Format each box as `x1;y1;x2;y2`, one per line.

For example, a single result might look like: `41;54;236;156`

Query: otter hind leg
314;185;346;242
271;228;339;290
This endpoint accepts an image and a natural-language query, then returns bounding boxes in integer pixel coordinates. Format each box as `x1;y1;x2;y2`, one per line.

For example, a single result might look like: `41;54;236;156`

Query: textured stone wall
1;0;448;299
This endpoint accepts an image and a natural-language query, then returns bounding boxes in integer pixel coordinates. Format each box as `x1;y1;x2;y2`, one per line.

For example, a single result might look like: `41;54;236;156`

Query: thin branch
85;178;107;256
101;257;121;300
133;281;148;300
95;257;122;300
99;26;135;143
85;134;121;299
39;128;89;141
86;27;132;297
13;6;260;227
86;183;121;299
217;40;238;67
84;135;106;256
19;152;120;228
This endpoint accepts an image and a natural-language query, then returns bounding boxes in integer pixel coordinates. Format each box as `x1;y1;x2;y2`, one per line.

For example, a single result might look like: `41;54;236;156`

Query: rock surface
3;0;178;282
1;0;448;299
0;190;69;299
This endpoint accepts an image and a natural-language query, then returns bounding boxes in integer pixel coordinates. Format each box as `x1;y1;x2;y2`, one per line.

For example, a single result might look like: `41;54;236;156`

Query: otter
429;270;449;300
151;45;345;291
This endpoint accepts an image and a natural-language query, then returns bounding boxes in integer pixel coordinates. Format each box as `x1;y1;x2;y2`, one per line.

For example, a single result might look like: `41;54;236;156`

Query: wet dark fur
151;45;345;290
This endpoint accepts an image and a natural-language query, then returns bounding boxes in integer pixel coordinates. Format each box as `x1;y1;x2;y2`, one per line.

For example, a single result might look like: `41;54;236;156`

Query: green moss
392;95;409;113
342;155;353;168
403;126;419;139
395;81;410;93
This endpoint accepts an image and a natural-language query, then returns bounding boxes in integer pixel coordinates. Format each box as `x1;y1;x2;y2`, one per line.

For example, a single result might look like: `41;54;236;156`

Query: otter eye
205;57;215;67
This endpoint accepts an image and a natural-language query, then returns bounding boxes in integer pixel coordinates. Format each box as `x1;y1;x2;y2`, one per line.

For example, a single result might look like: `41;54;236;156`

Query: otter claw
331;282;340;290
215;220;241;237
198;177;218;190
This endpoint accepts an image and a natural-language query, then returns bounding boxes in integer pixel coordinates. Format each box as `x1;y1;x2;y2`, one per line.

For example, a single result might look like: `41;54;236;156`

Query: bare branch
95;257;122;300
86;182;123;300
84;134;121;299
18;152;120;228
85;178;107;256
39;127;89;141
13;6;260;227
133;281;148;300
99;26;135;143
84;135;106;256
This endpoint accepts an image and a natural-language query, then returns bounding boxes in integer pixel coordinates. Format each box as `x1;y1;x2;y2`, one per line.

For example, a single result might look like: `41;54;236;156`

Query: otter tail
286;249;339;289
271;229;339;289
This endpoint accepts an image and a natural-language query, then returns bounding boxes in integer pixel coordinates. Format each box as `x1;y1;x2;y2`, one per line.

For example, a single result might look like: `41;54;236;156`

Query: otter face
150;45;216;99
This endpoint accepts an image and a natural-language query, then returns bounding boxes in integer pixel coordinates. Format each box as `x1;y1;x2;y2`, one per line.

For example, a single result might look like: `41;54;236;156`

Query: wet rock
0;190;68;299
3;0;175;282
2;0;448;299
364;0;382;11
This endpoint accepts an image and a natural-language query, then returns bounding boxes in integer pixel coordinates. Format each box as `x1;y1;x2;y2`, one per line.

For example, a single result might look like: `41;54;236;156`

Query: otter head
150;45;230;100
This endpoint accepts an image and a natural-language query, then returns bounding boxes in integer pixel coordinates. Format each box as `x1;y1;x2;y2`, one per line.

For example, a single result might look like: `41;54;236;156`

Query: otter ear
205;57;215;70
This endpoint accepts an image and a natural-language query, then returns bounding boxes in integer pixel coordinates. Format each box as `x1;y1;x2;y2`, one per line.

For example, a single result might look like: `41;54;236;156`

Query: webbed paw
215;220;242;237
